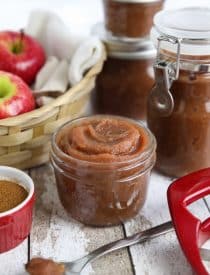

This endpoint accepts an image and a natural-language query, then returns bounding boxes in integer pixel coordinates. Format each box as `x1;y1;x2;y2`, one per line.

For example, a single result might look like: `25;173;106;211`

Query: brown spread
148;69;210;177
59;118;148;162
26;258;65;275
51;116;156;226
103;0;164;38
0;180;28;212
95;56;155;119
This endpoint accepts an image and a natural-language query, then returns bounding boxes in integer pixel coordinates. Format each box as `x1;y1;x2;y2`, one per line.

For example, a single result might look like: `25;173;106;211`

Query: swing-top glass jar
147;7;210;177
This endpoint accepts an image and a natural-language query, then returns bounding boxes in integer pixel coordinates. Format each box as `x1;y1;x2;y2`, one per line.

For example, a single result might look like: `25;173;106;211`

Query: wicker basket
0;49;106;170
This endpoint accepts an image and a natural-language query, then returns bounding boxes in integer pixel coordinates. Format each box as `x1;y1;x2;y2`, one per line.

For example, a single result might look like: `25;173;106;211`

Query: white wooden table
1;164;210;275
1;0;210;274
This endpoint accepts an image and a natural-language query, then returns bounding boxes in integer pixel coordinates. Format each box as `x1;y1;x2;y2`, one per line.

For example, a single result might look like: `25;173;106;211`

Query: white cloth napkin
25;10;103;106
35;58;69;92
33;58;69;106
26;10;84;60
69;37;103;85
34;56;59;90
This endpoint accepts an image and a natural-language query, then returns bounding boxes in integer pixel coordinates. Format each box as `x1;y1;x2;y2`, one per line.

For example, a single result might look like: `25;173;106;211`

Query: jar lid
92;23;156;59
151;7;210;56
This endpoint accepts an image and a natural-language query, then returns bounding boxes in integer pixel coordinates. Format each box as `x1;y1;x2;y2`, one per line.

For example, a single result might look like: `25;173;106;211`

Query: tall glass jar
103;0;164;38
147;7;210;177
93;24;156;120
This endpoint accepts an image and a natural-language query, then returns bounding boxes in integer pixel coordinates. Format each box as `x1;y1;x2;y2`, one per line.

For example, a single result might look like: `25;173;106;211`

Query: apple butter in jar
51;115;156;226
147;8;210;177
103;0;164;38
93;24;156;120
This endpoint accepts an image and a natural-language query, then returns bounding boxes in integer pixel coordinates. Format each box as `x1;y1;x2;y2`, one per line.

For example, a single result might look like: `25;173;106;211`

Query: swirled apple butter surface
0;180;28;212
51;116;156;226
59;118;148;162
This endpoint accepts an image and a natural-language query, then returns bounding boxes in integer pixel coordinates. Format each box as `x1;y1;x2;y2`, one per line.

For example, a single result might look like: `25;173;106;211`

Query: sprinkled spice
0;180;28;212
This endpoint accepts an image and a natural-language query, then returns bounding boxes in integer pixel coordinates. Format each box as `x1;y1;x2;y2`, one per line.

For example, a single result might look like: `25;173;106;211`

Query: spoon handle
66;221;174;274
88;221;173;261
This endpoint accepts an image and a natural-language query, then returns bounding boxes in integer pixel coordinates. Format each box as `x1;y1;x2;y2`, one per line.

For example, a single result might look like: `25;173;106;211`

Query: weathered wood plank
29;164;133;275
202;196;210;273
123;172;210;275
3;165;210;274
204;196;210;212
0;240;28;275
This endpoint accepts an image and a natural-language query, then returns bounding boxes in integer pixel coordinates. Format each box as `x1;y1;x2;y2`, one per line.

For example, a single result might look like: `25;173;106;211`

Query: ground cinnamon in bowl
0;180;28;213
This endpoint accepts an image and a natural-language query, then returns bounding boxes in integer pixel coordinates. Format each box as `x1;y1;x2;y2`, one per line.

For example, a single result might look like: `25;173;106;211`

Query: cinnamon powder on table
0;180;28;212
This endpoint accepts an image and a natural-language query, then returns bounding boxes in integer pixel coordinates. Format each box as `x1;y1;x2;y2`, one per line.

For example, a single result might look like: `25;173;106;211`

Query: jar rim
108;48;157;60
92;23;156;59
51;115;156;167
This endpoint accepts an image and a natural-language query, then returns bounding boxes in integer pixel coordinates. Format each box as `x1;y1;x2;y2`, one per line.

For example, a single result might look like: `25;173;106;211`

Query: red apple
0;71;35;119
0;30;45;85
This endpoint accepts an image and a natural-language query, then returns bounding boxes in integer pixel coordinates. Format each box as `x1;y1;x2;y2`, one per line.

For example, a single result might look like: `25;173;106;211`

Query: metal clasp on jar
149;35;182;116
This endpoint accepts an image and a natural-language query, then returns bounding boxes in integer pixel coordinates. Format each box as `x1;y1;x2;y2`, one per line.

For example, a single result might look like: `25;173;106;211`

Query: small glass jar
103;0;164;38
147;8;210;177
51;115;156;226
93;24;156;120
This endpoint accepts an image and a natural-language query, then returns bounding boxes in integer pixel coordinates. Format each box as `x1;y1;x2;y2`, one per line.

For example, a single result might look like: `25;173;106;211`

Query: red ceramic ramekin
0;166;35;253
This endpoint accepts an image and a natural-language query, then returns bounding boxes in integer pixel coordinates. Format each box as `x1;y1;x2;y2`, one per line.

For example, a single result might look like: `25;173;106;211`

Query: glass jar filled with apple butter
147;8;210;177
51;115;156;226
93;24;156;120
103;0;164;38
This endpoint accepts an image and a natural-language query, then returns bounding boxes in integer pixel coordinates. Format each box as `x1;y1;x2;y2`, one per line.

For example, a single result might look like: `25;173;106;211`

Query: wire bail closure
149;35;182;116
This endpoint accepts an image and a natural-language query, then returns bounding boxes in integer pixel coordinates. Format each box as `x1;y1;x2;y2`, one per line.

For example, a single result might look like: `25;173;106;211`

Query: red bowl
0;166;35;253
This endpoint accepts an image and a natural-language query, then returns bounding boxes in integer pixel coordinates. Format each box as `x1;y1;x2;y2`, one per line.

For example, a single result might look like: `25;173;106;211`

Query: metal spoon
63;221;173;274
26;221;210;274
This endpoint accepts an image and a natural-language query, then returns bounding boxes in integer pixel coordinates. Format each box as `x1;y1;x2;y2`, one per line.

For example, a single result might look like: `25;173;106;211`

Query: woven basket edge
0;46;106;127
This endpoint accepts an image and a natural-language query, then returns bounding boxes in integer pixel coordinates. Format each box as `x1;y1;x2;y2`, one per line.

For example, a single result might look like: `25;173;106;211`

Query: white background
2;0;210;34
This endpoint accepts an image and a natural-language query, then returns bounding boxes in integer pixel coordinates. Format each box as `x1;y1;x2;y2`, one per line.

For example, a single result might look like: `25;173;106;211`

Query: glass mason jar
93;24;156;120
147;7;210;177
51;115;156;226
103;0;164;38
